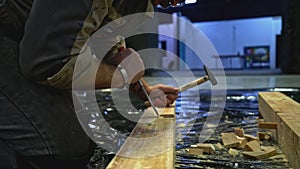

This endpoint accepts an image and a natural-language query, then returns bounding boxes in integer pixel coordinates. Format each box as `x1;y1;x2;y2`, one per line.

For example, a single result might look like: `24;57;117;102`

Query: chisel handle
178;76;209;92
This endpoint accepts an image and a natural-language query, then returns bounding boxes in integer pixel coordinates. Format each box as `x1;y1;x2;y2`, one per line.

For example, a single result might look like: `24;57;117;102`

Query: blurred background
126;0;300;77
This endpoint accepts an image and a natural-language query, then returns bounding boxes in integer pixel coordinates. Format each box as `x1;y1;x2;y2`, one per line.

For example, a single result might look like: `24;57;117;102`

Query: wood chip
257;132;272;141
215;143;225;150
244;140;261;152
234;128;245;137
191;143;215;154
228;148;239;157
242;147;277;160
268;154;288;161
244;134;259;142
237;136;247;149
222;133;240;148
261;146;276;152
257;132;266;140
186;148;204;156
258;122;277;129
264;134;271;140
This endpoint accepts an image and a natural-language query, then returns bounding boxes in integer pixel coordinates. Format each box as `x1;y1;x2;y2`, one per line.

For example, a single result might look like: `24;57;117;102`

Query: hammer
145;65;217;107
178;65;217;92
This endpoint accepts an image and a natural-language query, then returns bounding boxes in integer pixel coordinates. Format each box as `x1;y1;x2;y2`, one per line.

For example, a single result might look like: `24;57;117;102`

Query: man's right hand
108;48;145;84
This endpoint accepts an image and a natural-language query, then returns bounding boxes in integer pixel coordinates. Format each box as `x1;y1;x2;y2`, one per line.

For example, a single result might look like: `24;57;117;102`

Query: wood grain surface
106;106;176;169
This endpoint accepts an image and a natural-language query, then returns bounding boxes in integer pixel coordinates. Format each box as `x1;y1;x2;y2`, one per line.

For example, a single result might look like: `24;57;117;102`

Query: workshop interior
1;0;300;169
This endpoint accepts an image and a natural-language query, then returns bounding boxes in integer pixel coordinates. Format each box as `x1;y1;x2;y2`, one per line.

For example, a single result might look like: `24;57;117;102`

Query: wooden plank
143;103;175;118
106;106;175;169
258;92;300;169
158;105;176;118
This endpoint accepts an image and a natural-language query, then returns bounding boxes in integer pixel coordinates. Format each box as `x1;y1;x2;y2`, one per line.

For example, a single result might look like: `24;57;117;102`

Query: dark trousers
0;37;95;168
0;1;96;167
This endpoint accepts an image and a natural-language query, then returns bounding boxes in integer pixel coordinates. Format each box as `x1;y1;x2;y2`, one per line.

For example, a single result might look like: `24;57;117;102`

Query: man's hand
146;84;179;107
108;48;145;85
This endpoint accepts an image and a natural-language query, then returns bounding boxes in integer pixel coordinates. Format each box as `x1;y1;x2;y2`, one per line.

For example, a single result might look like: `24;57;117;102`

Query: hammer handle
144;76;209;107
179;76;209;92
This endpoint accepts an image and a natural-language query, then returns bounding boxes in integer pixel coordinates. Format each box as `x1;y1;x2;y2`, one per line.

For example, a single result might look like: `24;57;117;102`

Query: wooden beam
106;106;176;169
258;92;300;169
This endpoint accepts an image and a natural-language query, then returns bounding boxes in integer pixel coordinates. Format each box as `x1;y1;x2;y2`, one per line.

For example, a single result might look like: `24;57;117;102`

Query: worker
0;0;181;168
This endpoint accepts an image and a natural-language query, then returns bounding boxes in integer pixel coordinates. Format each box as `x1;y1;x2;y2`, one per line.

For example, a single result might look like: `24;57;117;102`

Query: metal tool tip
204;65;218;86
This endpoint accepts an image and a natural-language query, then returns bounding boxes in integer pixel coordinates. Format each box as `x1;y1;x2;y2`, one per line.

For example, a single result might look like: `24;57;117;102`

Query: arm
19;0;144;90
95;48;145;89
107;47;178;106
19;0;97;82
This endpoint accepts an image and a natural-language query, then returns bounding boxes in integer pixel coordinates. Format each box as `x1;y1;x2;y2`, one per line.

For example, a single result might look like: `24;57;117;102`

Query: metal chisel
137;80;160;117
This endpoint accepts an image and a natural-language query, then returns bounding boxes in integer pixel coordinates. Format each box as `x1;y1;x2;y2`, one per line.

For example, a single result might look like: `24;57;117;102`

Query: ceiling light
185;0;197;4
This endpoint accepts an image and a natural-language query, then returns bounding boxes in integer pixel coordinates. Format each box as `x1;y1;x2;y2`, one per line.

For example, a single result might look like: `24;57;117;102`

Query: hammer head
204;65;217;86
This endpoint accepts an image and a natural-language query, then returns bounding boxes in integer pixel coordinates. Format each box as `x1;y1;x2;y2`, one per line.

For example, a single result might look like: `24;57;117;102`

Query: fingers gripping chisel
137;80;160;117
117;47;159;117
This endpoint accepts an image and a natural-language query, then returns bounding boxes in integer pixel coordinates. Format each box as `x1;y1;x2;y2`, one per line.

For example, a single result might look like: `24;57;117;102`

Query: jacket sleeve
19;0;97;81
19;0;153;82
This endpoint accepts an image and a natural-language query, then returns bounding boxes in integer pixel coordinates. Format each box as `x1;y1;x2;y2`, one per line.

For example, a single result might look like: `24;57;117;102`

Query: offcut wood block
221;132;240;148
